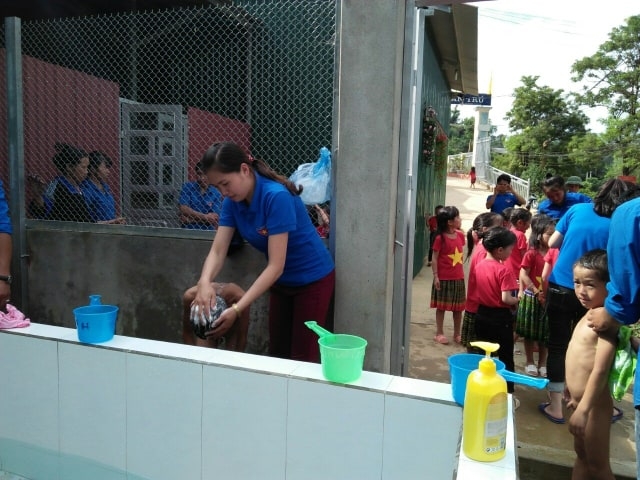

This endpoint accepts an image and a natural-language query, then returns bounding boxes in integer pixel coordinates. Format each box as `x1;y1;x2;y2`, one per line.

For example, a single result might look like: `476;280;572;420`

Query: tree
572;15;640;174
448;108;475;155
502;76;588;178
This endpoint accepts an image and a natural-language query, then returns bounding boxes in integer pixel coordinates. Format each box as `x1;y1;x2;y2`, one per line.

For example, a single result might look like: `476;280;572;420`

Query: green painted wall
413;32;451;277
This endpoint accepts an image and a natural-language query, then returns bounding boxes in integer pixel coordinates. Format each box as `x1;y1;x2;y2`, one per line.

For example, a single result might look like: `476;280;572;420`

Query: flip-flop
434;334;449;345
612;407;623;424
538;402;565;424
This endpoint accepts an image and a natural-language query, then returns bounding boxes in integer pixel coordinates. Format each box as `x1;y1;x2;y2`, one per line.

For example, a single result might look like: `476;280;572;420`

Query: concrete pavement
408;175;636;479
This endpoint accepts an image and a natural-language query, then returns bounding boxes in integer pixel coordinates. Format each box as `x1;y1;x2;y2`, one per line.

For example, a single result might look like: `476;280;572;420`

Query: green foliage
448;109;475;155
572;15;640;173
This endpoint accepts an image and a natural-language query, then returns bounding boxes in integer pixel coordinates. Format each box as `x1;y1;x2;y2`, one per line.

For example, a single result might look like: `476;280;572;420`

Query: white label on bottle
484;392;507;454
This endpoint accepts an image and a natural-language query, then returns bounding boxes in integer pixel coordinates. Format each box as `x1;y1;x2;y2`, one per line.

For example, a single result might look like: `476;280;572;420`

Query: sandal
538;366;547;378
454;335;462;344
525;364;538;376
434;334;449;345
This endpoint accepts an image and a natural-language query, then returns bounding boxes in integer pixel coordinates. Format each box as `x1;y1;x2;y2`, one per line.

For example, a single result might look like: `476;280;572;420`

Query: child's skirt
515;290;548;343
430;279;466;311
461;310;481;351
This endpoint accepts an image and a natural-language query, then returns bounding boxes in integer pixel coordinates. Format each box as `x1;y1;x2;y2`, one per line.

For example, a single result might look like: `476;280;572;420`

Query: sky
457;0;640;135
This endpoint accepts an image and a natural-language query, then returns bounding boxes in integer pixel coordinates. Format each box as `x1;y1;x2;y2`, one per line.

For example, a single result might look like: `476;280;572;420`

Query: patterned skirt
461;310;479;349
430;278;466;312
515;290;548;343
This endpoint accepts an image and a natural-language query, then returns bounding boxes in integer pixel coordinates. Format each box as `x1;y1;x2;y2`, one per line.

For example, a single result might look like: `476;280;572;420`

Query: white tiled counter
0;323;516;479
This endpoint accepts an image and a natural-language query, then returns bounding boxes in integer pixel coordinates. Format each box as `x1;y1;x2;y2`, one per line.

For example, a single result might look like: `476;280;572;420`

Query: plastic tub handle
304;320;333;338
500;370;549;389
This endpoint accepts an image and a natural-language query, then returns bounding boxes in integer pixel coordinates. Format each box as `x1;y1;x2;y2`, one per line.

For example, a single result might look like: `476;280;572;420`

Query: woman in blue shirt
81;151;125;224
178;160;223;229
192;142;335;362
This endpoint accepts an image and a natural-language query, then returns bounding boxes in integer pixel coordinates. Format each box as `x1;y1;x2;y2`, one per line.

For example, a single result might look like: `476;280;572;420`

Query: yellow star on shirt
448;247;464;267
536;275;542;288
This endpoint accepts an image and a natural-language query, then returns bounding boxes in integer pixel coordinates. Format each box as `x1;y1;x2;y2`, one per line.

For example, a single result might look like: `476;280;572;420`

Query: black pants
475;305;515;393
545;282;586;384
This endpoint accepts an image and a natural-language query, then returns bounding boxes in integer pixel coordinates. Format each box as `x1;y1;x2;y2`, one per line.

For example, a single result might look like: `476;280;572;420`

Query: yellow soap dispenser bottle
462;341;508;462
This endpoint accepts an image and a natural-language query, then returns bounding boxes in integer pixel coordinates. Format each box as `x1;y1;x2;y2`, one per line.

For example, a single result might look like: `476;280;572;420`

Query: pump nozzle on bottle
470;341;500;374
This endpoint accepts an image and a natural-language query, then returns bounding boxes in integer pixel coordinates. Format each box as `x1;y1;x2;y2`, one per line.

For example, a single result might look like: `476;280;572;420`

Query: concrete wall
24;223;270;354
331;1;409;373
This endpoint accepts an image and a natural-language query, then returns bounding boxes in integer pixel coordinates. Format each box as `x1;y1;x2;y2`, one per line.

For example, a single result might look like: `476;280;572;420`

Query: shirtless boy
182;282;249;352
565;249;617;480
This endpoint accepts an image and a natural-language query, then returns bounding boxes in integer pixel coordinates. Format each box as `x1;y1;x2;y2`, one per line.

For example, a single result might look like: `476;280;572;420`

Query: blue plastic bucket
447;353;505;406
73;305;119;344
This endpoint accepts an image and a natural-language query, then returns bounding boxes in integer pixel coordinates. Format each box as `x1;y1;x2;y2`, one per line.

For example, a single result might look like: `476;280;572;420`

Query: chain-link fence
2;1;336;228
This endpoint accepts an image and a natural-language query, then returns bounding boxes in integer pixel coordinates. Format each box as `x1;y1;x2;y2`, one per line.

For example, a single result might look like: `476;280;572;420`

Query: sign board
451;93;492;106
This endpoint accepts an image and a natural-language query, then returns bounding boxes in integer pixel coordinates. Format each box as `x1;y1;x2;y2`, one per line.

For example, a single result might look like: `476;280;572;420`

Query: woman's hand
204;306;237;339
193;281;216;317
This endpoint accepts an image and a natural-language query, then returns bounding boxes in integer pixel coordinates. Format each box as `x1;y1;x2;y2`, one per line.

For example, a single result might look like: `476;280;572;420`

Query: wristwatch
0;275;12;285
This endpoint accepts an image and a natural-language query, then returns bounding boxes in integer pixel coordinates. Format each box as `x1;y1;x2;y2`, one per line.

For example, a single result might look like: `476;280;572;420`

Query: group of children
428;203;634;477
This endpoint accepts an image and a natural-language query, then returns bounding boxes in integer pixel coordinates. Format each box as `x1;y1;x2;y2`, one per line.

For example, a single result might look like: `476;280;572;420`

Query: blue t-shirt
219;173;334;286
603;198;640;407
487;192;520;213
81;179;117;222
179;181;223;230
548;203;610;289
538;192;591;220
0;181;12;234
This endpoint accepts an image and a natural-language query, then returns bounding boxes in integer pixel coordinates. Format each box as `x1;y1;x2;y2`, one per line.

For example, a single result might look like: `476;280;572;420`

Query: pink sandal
434;334;449;345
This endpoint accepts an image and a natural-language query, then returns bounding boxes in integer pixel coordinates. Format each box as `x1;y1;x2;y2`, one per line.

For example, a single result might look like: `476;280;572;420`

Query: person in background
178;160;224;230
426;204;443;267
537;175;591;220
461;211;503;352
486;173;525;214
473;226;520;407
565;176;584;193
516;214;555;378
81;151;125;224
0;181;12;306
469;166;477;189
565;250;617;480
49;142;92;223
500;206;514;228
191;142;335;362
430;206;466;345
506;207;532;280
539;179;640;424
26;173;53;219
587;196;640;480
182;282;249;352
313;203;330;239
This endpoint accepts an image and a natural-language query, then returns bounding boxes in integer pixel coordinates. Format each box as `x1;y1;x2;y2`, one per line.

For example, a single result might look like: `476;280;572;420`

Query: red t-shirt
474;258;518;308
433;230;466;281
427;215;438;232
465;241;487;313
521;248;544;290
506;227;528;279
543;247;559;269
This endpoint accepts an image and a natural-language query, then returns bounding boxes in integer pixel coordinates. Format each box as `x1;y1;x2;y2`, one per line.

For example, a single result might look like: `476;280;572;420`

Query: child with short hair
430;206;466;345
564;249;617;479
473;227;519;397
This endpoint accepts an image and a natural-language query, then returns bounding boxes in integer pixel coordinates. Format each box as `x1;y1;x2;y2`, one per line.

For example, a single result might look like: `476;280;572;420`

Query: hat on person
566;176;583;186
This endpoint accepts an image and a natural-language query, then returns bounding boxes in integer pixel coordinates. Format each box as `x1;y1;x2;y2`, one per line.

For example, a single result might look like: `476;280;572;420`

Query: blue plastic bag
289;147;331;205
